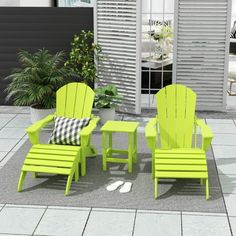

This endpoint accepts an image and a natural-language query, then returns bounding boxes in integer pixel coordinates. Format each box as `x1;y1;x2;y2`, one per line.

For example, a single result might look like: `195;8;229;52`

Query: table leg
152;150;155;179
133;129;137;163
128;132;133;173
102;132;107;171
109;132;112;151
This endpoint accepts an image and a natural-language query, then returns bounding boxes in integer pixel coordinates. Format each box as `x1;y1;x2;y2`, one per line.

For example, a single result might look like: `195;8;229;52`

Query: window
141;0;174;108
232;1;236;27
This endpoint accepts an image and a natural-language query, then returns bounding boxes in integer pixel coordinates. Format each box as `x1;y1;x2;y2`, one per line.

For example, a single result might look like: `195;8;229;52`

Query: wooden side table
101;121;139;173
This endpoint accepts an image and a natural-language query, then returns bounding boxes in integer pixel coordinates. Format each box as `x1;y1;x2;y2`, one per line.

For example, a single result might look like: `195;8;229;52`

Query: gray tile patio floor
0;106;235;235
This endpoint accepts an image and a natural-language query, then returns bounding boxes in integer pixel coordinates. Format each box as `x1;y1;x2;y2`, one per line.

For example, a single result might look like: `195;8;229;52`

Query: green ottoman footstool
101;121;139;173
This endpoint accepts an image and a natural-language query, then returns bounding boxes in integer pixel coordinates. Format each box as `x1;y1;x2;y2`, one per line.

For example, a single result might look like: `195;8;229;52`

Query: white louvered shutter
95;0;141;114
173;0;231;111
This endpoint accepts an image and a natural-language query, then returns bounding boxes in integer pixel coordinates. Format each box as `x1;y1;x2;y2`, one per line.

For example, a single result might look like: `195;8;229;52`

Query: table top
141;54;173;69
142;59;173;70
228;78;236;82
101;121;139;133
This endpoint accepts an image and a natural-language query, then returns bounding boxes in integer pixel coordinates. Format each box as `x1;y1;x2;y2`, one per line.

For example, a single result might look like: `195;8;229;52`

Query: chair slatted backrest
156;84;196;149
56;83;94;118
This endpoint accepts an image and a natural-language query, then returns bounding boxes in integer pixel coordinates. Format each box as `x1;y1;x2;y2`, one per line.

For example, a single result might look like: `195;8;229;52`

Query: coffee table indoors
101;121;139;173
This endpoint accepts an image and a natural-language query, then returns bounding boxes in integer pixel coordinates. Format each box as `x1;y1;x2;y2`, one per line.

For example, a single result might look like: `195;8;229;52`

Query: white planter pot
30;106;55;124
99;108;115;124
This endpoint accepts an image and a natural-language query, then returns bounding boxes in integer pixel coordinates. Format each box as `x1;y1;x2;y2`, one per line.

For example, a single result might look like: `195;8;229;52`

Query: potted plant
5;49;68;123
64;30;102;85
94;84;122;124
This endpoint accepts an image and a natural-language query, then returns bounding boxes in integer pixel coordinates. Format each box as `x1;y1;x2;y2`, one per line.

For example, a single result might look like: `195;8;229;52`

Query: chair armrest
145;117;158;151
80;116;100;147
26;114;54;145
195;118;214;151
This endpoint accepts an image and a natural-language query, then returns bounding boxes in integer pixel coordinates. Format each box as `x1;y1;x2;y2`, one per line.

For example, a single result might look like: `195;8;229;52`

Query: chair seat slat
155;164;207;171
155;171;208;179
34;144;80;151
155;159;207;165
22;165;71;175
29;149;78;156
24;159;74;168
26;153;76;162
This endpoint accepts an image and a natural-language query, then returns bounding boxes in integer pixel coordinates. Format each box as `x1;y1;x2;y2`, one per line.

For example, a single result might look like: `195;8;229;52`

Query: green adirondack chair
18;82;99;195
145;84;214;200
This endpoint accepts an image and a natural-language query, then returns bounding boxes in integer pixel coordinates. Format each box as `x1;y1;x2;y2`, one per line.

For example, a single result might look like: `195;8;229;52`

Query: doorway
141;0;174;108
227;1;236;110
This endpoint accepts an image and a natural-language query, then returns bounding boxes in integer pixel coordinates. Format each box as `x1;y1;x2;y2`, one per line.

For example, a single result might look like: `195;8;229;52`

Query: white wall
20;0;52;6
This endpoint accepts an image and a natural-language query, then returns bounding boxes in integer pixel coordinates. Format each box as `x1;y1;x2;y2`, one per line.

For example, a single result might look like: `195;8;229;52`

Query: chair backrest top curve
156;84;196;149
56;82;94;119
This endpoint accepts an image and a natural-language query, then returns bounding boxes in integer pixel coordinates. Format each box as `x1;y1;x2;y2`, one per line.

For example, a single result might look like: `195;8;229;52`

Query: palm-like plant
5;49;68;109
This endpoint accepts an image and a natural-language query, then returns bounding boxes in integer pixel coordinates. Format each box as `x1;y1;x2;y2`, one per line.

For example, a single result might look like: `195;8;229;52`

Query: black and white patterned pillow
49;116;91;146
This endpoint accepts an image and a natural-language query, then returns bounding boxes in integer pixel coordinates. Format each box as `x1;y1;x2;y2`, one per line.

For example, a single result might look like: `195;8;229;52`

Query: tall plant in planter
5;49;68;123
64;30;102;84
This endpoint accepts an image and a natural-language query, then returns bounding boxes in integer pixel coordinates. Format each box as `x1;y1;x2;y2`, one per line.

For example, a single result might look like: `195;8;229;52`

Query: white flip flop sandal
106;181;124;192
119;182;132;193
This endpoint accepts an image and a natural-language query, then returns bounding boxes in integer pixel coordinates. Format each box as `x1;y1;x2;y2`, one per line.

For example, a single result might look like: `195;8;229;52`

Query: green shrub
64;30;102;84
5;49;68;109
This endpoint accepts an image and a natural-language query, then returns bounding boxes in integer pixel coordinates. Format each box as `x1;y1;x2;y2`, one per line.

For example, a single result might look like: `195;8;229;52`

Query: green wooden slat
155;171;208;178
22;165;71;175
65;83;78;118
24;159;74;168
106;157;129;164
155;164;207;171
30;149;77;156
156;88;169;149
73;83;87;118
83;85;95;118
166;84;177;148
184;88;196;147
156;154;205;159
155;159;207;165
155;148;204;154
110;149;129;154
33;144;80;151
26;153;76;162
56;85;67;117
176;85;186;148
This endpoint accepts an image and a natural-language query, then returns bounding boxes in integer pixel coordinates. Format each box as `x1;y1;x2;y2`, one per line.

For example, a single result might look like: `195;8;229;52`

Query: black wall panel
0;7;93;105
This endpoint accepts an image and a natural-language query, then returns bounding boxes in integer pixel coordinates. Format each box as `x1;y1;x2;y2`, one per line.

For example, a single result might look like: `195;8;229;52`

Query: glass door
141;0;174;108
